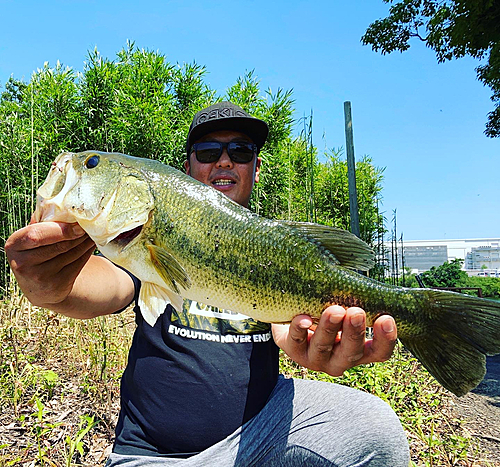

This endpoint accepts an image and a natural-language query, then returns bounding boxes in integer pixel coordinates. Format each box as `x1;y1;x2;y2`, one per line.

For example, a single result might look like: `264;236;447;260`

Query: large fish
34;150;500;396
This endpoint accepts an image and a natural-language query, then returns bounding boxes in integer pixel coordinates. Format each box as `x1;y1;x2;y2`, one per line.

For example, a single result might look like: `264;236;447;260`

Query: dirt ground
450;355;500;466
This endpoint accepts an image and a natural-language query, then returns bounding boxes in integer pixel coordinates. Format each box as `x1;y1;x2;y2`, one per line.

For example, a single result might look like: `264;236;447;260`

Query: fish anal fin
280;221;375;271
147;244;191;293
139;282;183;327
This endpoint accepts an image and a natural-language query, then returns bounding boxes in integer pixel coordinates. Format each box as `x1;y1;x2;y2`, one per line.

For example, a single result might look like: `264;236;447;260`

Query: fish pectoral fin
147;244;191;294
280;221;375;271
139;282;184;327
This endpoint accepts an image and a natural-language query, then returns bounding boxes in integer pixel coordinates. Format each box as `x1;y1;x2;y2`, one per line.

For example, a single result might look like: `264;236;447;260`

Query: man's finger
6;222;86;252
338;307;367;364
42;237;96;275
58;244;97;289
9;234;92;270
286;314;313;350
308;306;345;368
365;315;397;363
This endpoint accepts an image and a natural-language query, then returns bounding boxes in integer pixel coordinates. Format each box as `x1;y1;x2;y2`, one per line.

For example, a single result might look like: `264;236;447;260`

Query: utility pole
344;101;360;238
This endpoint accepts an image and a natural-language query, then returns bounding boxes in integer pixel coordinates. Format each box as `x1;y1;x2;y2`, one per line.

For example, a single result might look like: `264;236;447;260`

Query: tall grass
0;44;388;297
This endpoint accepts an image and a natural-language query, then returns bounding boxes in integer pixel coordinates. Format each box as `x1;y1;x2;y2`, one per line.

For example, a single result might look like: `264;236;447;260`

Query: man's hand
272;306;397;376
5;221;96;308
5;220;135;318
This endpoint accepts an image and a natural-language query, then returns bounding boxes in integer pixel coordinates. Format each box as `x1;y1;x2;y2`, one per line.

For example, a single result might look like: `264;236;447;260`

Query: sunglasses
190;141;257;163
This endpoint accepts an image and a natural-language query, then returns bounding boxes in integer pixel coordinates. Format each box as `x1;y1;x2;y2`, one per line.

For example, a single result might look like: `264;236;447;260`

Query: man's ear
254;157;262;184
183;158;191;175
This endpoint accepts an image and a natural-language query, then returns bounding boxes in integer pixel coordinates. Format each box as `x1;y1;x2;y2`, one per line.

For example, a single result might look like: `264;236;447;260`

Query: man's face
184;130;261;208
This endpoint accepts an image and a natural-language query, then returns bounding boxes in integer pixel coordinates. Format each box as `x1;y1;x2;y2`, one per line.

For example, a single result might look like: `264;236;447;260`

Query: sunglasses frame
190;141;258;164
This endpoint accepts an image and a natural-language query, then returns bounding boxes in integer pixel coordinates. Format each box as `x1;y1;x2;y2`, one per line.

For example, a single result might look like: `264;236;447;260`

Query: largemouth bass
34;151;500;396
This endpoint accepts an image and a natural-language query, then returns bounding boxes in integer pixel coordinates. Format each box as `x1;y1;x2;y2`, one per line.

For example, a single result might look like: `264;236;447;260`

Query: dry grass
0;286;497;466
0;284;134;466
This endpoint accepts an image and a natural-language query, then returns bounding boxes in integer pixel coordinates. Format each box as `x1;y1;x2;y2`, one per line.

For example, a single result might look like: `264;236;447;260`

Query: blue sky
1;0;498;240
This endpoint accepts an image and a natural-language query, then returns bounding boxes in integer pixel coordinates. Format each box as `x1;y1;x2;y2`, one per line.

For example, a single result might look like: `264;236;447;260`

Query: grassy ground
0;289;496;466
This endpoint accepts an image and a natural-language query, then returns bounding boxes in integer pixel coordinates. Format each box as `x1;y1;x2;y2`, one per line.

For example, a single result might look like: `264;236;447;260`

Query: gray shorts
106;376;410;466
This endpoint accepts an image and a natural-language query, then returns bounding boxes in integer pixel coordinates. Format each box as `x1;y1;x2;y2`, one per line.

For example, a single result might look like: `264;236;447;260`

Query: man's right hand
5;222;96;308
5;221;135;318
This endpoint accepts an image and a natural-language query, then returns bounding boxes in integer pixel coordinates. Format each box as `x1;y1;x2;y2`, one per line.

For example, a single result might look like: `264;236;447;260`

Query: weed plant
0;293;493;466
0;291;135;466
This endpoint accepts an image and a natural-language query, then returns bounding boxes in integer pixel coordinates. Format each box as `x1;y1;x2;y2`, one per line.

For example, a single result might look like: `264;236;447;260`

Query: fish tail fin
398;290;500;396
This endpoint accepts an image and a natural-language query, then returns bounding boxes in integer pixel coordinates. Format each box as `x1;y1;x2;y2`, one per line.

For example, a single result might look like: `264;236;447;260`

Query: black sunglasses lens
195;142;221;163
228;142;256;163
193;142;256;163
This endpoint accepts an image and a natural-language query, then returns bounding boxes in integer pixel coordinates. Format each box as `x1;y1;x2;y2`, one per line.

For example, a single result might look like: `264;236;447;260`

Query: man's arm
5;221;135;319
272;306;397;375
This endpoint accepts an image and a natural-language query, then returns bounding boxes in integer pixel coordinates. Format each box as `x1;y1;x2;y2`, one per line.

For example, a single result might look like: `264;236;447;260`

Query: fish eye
85;155;100;169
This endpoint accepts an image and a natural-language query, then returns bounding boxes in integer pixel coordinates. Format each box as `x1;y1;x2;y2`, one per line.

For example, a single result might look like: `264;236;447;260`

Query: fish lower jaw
34;202;77;223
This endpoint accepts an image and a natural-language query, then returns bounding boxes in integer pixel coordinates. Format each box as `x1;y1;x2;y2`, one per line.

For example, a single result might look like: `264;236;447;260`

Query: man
6;102;410;466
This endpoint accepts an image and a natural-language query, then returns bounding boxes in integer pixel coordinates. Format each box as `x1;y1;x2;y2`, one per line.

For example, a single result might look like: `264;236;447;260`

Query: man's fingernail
71;224;85;236
350;313;364;327
299;318;312;329
382;318;395;333
329;310;345;324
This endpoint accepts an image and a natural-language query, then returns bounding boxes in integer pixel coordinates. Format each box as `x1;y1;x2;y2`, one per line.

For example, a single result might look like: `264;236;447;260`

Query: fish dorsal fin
280;221;375;271
147;244;191;293
139;282;184;327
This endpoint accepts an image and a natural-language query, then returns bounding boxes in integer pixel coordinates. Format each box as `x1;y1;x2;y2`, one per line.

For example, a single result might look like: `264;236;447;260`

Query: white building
384;238;500;274
466;245;500;273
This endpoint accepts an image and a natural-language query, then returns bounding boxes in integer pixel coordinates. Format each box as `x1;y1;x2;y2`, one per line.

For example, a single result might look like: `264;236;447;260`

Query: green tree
419;258;468;287
465;275;500;298
79;42;215;168
315;151;385;246
362;0;500;137
225;70;295;218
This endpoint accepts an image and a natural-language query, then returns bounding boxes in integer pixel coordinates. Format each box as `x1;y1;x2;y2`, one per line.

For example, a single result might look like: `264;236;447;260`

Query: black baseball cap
186;101;269;156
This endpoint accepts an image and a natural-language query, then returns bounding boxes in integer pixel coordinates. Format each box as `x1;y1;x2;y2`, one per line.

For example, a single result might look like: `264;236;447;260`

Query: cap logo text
196;107;247;125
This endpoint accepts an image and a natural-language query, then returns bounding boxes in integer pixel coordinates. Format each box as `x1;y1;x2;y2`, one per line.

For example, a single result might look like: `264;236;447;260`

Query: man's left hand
271;306;397;376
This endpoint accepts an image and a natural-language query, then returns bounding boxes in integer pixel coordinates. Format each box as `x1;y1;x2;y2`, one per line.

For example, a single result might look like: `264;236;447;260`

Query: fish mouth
35;153;80;223
112;225;144;246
